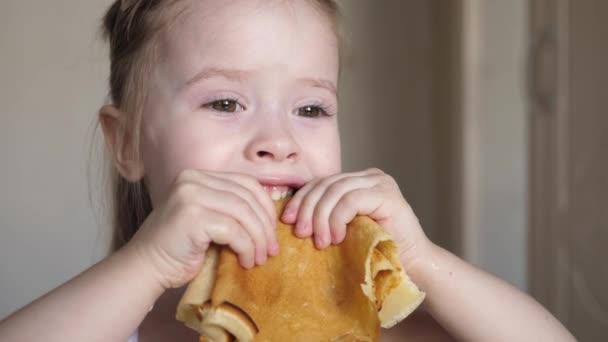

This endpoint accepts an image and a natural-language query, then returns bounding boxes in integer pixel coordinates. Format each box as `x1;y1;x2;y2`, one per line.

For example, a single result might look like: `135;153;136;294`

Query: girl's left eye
297;105;332;118
202;99;243;113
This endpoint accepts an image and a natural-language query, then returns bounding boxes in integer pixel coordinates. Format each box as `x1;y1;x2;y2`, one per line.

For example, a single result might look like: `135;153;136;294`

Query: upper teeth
263;186;295;200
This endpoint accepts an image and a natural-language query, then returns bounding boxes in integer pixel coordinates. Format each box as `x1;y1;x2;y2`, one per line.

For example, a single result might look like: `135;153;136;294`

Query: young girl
0;0;575;341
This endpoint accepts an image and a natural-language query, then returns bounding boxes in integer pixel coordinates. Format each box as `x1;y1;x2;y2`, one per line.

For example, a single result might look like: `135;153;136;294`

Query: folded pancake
177;198;425;341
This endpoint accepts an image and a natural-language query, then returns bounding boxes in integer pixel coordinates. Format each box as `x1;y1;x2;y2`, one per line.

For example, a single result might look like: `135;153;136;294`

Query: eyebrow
300;77;338;97
180;67;337;96
180;67;251;91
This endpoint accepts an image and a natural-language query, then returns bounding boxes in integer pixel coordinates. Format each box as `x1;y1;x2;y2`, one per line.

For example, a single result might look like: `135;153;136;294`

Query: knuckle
232;172;258;189
328;214;342;231
313;214;325;230
313;211;329;230
313;199;331;218
241;191;258;209
383;172;396;182
236;238;254;256
319;174;338;188
341;191;359;208
385;174;399;187
232;200;263;234
298;194;312;211
371;171;395;186
173;181;197;201
242;174;259;187
176;200;201;219
326;181;345;196
233;198;252;217
244;236;256;250
247;221;264;240
176;168;197;183
207;216;232;239
332;224;345;237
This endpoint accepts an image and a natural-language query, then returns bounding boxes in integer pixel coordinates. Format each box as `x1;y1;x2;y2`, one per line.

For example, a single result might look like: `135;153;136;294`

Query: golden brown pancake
177;198;425;342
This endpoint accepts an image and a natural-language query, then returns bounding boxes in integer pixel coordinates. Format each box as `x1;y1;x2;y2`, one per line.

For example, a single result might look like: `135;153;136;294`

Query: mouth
258;176;306;201
261;185;298;201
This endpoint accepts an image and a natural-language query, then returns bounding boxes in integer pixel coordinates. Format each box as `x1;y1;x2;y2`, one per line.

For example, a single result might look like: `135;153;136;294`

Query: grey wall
479;0;528;289
337;0;530;290
461;0;529;289
336;0;439;242
0;0;113;318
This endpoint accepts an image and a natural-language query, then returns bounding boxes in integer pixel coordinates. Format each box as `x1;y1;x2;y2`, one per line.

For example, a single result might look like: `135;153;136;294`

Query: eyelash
298;101;334;118
201;96;244;113
201;97;335;118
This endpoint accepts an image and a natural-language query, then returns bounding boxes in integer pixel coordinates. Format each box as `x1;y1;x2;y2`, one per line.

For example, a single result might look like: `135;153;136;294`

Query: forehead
158;0;339;88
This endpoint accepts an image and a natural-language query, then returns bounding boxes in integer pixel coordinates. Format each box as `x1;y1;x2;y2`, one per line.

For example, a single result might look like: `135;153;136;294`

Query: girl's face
140;0;341;204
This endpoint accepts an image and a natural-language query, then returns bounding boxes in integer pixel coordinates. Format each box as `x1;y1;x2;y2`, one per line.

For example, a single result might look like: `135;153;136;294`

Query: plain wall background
460;0;528;288
0;0;528;319
0;0;113;318
476;0;528;289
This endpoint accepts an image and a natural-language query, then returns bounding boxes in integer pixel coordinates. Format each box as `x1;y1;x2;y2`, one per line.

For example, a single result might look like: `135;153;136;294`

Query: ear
99;105;145;182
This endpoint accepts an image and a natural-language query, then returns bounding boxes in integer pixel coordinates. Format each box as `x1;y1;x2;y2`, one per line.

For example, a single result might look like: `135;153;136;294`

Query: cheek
140;119;238;203
302;124;342;176
323;137;342;174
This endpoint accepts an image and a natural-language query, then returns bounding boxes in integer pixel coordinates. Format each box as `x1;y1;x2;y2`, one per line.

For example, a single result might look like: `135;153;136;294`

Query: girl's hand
124;170;278;290
281;168;432;270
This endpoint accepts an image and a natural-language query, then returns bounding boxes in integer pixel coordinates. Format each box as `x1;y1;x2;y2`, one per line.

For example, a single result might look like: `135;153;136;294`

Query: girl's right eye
202;99;244;113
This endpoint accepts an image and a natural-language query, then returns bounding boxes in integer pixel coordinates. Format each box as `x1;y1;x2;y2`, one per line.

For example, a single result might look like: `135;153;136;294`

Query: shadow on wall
337;0;439;245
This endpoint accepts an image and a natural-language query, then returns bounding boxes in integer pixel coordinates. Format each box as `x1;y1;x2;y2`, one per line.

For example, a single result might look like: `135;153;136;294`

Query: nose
245;121;300;163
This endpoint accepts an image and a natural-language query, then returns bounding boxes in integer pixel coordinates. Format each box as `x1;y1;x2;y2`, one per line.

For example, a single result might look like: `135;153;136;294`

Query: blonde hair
100;0;342;252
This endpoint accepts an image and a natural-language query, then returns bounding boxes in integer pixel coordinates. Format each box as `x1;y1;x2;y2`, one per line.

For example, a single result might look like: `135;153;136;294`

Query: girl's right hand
123;169;278;290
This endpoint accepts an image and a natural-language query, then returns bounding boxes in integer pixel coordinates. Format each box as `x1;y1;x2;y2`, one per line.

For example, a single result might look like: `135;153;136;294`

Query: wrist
399;240;442;305
399;236;434;276
403;243;460;314
118;240;167;296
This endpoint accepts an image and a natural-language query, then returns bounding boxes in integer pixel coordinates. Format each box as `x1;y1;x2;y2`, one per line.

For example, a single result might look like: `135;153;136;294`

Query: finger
223;173;280;255
363;167;385;176
202;209;256;269
312;175;377;247
293;173;350;239
292;177;333;238
282;167;383;223
204;172;276;229
329;188;383;244
293;171;368;239
209;171;276;228
282;178;320;225
200;187;270;266
203;172;278;255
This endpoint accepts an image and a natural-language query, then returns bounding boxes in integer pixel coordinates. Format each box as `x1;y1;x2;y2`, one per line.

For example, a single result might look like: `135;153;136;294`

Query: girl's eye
203;99;243;113
297;105;331;118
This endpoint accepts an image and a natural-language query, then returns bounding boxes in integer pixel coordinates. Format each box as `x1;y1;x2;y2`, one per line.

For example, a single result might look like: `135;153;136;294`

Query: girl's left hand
281;168;432;270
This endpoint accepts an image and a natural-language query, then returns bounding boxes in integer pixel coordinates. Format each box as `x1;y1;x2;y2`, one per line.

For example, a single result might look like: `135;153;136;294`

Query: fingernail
242;258;254;269
296;220;307;236
260;252;268;265
282;207;296;222
315;235;326;249
269;241;280;256
294;229;306;238
331;232;342;245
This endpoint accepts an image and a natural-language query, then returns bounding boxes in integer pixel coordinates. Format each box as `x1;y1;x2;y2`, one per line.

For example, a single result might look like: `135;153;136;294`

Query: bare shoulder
380;310;456;342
